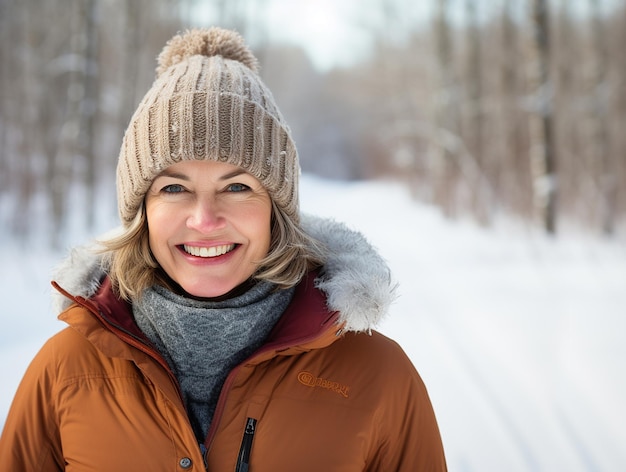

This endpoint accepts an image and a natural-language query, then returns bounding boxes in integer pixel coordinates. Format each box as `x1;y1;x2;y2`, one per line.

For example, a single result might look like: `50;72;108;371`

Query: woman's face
145;160;272;298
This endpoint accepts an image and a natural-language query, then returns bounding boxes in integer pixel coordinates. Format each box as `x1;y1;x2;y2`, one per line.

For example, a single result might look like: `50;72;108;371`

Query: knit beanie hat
116;27;299;226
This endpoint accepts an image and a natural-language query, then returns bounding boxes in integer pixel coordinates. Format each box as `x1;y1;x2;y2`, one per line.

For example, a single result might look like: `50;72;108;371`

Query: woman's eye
162;184;185;194
227;183;250;193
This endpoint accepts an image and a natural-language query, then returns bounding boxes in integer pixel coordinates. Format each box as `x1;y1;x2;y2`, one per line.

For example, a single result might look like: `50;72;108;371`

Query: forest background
1;0;625;245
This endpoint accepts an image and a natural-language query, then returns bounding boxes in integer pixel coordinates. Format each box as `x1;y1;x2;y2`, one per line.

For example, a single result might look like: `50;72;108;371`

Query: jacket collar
52;214;397;334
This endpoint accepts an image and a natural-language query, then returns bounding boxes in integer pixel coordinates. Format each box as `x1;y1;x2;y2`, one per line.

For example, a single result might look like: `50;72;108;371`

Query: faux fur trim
51;245;108;314
300;215;397;332
52;215;397;333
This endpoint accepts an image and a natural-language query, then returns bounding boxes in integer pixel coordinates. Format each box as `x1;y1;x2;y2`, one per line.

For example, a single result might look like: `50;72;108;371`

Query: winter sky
210;0;624;72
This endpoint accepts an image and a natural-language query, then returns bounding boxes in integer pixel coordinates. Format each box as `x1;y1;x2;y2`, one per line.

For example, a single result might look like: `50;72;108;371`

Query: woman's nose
186;196;226;232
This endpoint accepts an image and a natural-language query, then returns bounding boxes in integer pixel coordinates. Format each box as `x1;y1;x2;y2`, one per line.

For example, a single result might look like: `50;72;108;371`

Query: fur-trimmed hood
52;214;397;333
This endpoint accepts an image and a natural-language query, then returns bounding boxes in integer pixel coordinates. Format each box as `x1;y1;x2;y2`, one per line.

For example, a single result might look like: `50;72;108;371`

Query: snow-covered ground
1;175;625;471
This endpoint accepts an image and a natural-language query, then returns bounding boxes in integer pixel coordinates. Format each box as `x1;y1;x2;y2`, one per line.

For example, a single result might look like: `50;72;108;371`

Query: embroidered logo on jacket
297;371;350;398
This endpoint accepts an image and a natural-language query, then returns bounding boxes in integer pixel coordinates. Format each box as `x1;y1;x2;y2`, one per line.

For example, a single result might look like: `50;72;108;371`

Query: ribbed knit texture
116;28;299;226
133;281;295;442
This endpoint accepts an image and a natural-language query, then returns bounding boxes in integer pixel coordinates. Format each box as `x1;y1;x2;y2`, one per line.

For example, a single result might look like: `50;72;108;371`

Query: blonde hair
100;202;326;301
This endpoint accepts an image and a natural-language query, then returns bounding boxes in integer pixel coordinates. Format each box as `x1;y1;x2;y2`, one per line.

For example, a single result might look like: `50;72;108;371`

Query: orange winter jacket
0;217;447;471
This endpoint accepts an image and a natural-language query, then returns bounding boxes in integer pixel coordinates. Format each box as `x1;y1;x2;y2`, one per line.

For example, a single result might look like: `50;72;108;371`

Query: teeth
183;244;235;258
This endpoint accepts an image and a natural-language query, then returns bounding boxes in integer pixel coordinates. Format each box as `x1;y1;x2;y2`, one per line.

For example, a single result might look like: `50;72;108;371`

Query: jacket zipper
204;309;341;454
235;418;257;472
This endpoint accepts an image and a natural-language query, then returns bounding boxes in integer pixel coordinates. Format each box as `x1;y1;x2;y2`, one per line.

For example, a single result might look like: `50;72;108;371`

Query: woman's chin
177;278;255;301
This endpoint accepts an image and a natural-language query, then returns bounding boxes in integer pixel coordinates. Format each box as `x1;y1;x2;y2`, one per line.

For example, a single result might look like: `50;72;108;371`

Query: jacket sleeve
366;342;448;472
0;334;65;471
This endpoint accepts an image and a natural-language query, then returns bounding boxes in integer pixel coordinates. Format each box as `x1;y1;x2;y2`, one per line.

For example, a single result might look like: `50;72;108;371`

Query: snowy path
2;175;626;471
299;177;626;472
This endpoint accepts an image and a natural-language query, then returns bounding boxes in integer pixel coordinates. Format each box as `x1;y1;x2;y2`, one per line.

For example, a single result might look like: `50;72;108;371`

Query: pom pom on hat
116;27;299;227
156;27;259;76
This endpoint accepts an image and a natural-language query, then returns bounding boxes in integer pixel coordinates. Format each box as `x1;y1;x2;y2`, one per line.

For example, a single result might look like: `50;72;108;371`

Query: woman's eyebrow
219;169;248;181
155;169;190;180
155;167;249;181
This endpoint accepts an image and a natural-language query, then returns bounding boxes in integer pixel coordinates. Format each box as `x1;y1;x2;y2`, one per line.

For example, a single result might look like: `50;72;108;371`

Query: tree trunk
588;0;615;234
464;0;488;224
498;0;528;218
79;0;100;230
527;0;557;233
433;0;459;217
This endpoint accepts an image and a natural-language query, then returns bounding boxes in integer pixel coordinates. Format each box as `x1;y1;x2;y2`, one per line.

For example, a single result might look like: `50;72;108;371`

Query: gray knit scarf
132;281;295;442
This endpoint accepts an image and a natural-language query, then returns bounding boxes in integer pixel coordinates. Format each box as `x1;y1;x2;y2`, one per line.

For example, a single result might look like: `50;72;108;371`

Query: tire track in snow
431;312;543;471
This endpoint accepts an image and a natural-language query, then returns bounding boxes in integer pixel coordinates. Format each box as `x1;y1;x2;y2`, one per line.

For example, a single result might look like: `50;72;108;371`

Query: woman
0;28;447;471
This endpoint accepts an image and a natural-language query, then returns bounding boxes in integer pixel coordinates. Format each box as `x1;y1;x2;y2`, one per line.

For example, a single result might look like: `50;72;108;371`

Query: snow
1;175;625;471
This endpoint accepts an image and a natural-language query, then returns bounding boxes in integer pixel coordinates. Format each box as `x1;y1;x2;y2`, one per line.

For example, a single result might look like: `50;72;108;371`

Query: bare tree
614;2;626;232
0;0;8;188
588;0;615;234
553;0;578;222
462;0;489;223
10;0;49;238
526;0;557;233
463;0;483;169
48;0;96;245
433;0;460;217
78;0;100;230
495;0;531;218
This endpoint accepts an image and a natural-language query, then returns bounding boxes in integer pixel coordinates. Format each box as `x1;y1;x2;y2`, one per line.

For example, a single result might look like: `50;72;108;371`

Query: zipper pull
235;418;257;472
199;443;208;470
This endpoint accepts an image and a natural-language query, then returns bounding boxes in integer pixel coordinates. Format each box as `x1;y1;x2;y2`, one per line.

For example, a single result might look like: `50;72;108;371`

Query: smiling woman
0;27;447;471
146;160;273;299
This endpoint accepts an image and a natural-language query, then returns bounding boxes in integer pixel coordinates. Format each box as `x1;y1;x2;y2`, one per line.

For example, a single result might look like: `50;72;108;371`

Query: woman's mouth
182;244;237;258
